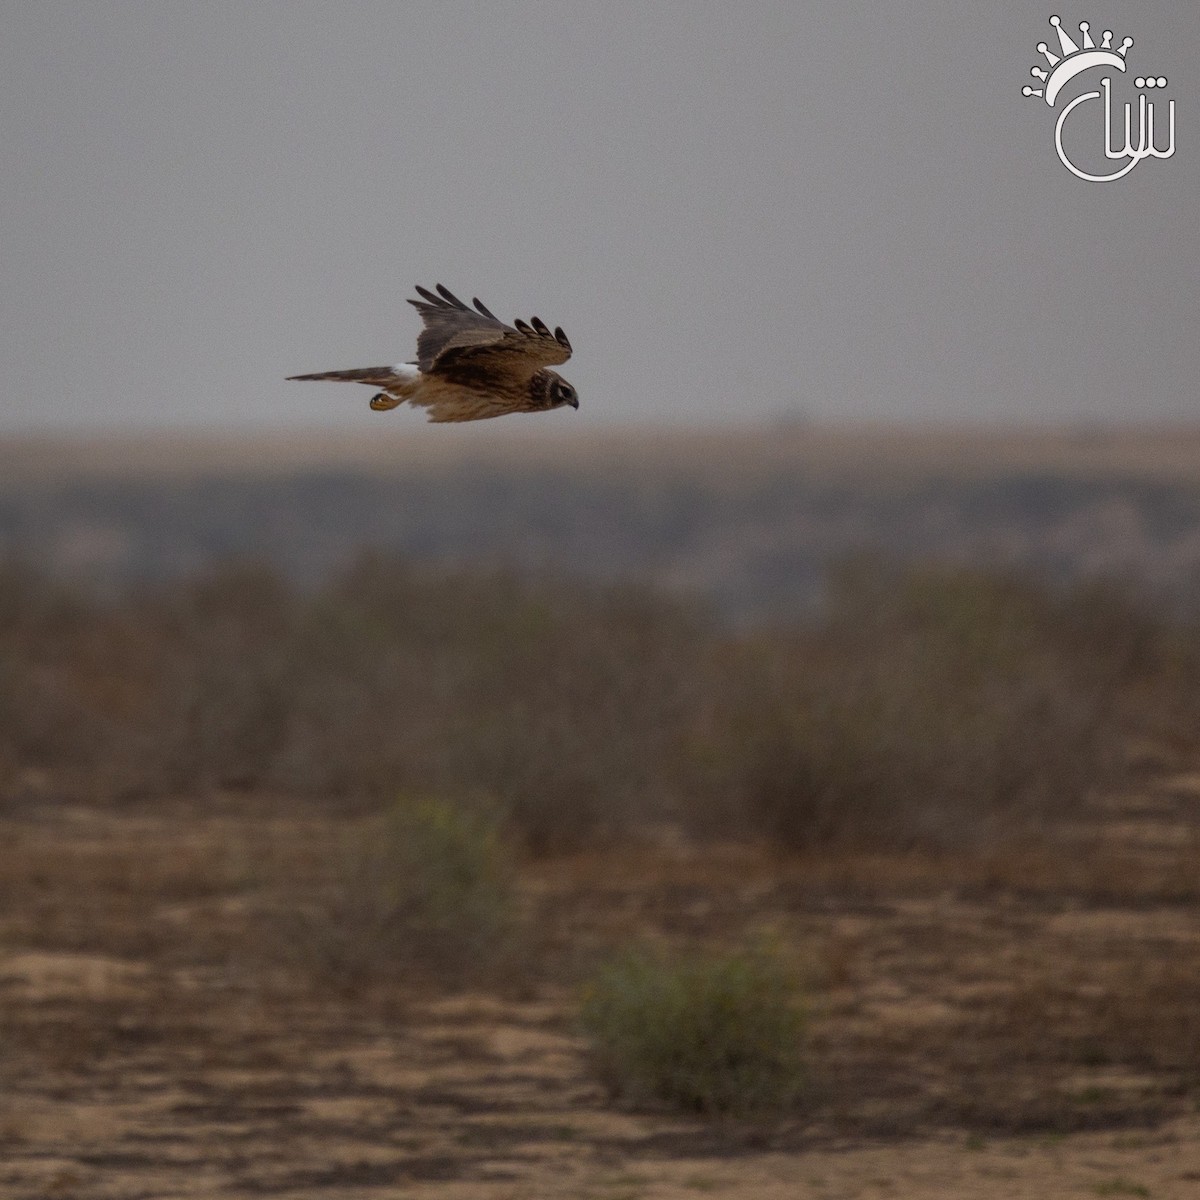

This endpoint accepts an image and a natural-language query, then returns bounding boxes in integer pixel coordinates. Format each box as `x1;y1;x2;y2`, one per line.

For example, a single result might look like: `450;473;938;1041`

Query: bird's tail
286;366;402;386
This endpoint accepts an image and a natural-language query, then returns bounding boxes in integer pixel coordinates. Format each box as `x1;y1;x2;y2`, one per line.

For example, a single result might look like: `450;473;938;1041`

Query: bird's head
532;370;578;412
550;376;579;410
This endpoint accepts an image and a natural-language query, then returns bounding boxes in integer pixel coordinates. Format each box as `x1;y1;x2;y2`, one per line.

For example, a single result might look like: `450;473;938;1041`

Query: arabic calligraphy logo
1022;15;1176;182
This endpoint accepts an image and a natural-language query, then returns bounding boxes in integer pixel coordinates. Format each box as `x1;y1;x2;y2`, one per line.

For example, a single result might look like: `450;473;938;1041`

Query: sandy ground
2;783;1198;1199
2;970;1198;1199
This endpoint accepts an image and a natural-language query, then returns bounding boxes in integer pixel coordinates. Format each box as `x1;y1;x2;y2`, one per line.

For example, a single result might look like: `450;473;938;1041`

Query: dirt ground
2;778;1199;1199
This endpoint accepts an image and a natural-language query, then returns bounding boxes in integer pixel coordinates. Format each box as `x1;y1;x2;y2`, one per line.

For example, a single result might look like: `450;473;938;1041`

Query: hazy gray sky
2;1;1196;433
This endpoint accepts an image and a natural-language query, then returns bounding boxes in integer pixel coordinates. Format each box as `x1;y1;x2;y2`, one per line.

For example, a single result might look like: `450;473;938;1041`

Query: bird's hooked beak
566;396;579;410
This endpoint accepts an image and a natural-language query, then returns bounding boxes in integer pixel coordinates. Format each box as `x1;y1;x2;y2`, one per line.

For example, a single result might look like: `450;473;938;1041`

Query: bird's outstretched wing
409;285;572;384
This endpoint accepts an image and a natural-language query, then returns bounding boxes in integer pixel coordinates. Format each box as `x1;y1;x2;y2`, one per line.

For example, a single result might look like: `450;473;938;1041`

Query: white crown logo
1022;15;1131;105
1020;13;1177;182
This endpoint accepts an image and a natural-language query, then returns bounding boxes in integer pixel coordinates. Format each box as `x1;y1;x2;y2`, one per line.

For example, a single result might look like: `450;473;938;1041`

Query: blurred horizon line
5;416;1200;488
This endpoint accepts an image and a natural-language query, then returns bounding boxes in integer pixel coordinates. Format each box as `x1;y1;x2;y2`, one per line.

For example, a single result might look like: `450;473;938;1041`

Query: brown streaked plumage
287;284;578;423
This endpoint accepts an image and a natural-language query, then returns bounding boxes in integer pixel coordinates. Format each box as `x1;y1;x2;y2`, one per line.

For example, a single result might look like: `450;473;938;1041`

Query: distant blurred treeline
3;466;1200;618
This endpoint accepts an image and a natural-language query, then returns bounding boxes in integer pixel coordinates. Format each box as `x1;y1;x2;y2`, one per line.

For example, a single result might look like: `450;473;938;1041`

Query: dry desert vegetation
1;542;1199;1200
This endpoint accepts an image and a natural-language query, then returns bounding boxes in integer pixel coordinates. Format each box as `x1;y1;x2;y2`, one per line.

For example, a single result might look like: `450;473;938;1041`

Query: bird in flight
287;284;578;423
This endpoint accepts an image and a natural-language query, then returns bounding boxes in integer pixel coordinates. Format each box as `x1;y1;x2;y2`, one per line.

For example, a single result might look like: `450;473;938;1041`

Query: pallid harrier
287;285;577;423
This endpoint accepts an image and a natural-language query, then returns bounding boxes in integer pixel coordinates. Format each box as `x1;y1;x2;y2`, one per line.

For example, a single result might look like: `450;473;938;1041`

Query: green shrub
580;943;808;1115
283;798;519;990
